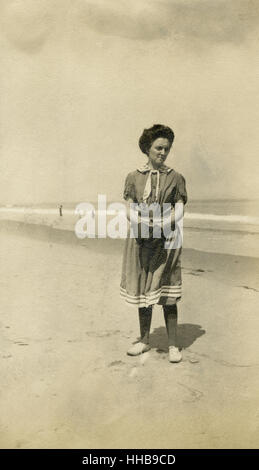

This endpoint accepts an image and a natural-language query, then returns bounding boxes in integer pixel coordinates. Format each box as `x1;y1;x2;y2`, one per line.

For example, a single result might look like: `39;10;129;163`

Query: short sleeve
123;172;135;201
174;174;188;205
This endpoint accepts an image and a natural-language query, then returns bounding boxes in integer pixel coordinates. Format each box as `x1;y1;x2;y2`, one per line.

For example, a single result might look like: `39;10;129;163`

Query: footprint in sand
128;356;150;377
129;367;138;378
189;358;200;364
108;360;125;367
13;341;29;346
139;352;150;365
187;268;206;276
239;285;259;292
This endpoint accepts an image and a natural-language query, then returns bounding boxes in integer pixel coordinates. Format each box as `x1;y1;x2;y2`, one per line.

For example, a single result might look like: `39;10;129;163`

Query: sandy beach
1;220;259;449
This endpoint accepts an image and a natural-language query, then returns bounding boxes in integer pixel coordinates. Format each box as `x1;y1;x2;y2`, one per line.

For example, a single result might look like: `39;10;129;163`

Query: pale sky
1;0;259;204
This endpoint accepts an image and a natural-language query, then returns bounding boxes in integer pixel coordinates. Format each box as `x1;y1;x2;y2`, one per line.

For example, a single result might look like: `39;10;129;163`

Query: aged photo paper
0;0;259;449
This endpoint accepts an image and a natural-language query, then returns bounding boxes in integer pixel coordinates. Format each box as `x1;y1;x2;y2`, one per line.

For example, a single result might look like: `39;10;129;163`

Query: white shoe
127;342;151;356
169;346;182;363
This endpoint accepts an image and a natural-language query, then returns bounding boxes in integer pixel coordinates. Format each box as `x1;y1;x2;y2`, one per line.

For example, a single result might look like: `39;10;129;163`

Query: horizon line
1;198;259;206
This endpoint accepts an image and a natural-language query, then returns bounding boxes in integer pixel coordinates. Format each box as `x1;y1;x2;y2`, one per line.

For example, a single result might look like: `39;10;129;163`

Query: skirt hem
120;286;182;308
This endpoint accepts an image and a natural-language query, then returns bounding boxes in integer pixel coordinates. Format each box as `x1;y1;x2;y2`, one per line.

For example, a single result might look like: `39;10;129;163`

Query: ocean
183;199;259;258
1;199;259;258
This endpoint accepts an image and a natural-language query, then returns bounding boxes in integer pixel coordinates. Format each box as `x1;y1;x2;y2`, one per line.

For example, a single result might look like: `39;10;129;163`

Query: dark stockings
138;304;178;347
138;306;152;344
163;304;178;347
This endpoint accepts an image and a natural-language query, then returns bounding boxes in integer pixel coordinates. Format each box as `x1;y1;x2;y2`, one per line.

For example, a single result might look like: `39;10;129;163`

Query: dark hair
138;124;175;155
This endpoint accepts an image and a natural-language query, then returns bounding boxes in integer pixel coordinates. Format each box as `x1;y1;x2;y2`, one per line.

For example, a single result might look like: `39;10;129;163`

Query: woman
120;124;187;363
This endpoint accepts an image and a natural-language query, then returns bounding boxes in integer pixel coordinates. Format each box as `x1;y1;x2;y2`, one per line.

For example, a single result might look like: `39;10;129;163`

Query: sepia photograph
0;0;259;451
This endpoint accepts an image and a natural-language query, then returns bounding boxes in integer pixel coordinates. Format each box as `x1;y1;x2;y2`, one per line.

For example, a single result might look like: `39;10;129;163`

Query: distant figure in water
59;204;63;216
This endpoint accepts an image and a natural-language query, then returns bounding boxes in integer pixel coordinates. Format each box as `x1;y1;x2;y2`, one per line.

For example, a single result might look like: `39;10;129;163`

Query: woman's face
148;137;171;168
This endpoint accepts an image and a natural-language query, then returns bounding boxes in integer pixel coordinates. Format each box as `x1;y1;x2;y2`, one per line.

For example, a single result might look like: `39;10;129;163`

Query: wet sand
1;221;259;448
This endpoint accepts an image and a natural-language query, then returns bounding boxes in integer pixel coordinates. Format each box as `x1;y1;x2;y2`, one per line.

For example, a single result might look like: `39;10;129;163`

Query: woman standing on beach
120;124;187;363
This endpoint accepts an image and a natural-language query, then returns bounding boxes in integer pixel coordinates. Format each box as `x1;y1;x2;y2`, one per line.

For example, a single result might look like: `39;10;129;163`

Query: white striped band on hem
120;285;182;307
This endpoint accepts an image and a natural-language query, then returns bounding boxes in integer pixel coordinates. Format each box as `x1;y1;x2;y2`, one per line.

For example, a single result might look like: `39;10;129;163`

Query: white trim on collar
137;163;173;173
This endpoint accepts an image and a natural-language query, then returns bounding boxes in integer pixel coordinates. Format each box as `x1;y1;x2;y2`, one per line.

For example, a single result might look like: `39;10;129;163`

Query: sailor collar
137;163;173;174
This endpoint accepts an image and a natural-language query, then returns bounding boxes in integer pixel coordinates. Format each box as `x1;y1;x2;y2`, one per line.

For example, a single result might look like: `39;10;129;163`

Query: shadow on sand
149;323;206;352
